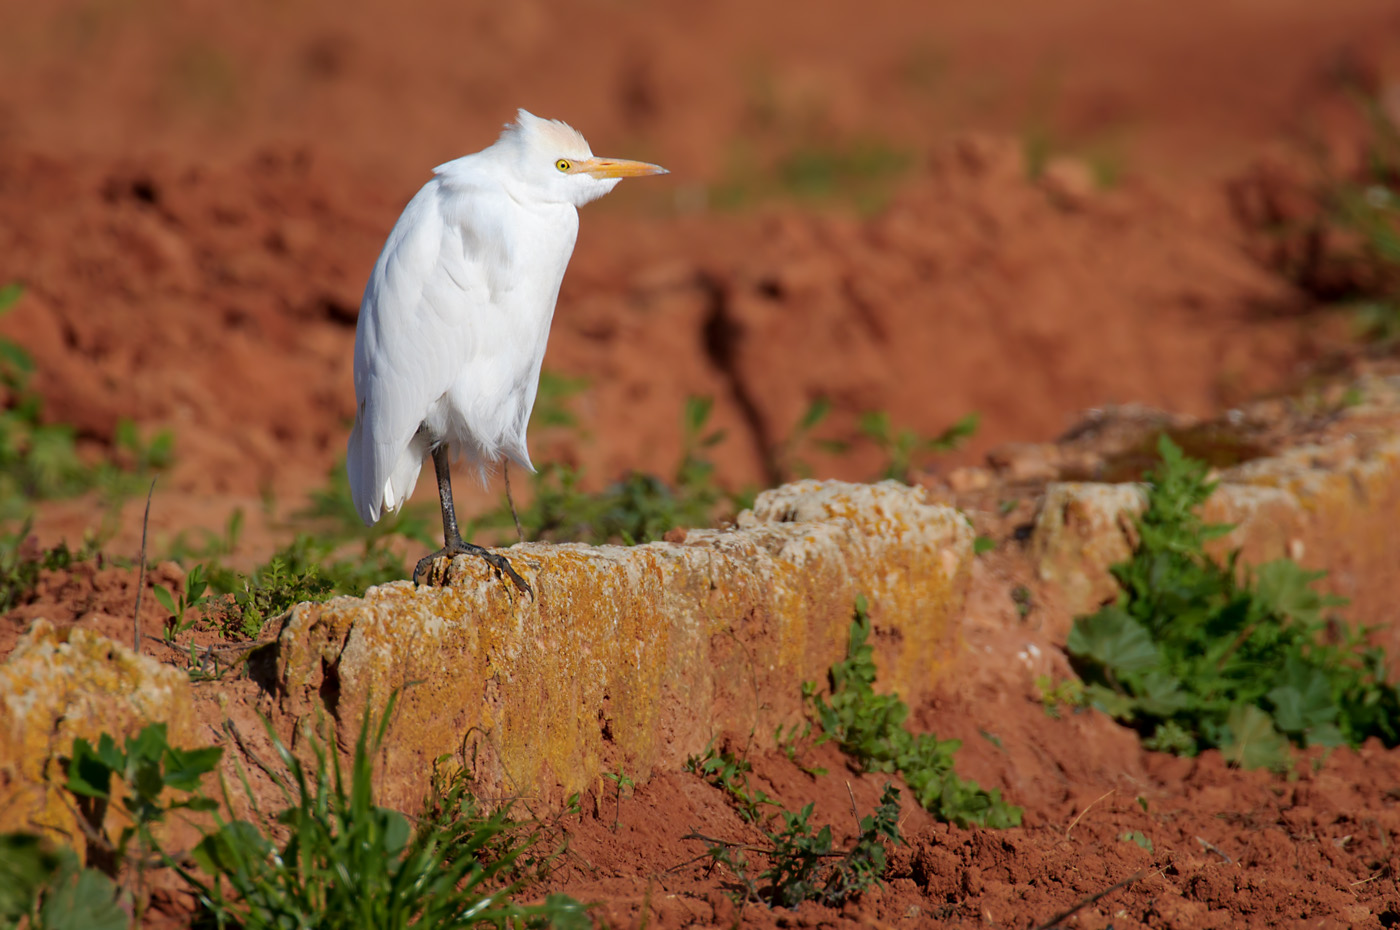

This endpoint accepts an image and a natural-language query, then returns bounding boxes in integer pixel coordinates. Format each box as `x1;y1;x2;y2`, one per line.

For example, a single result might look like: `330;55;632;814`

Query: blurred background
0;0;1398;578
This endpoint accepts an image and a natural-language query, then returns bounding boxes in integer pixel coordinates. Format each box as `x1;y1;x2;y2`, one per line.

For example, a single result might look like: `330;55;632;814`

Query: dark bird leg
503;463;526;543
414;444;532;597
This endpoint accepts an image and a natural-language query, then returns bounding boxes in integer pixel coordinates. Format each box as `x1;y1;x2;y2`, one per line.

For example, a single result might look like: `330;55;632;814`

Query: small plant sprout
685;742;782;823
858;410;979;482
604;769;635;830
1035;675;1086;719
153;564;213;642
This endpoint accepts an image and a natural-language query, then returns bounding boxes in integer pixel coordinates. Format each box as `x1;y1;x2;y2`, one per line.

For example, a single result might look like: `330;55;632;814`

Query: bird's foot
413;539;533;598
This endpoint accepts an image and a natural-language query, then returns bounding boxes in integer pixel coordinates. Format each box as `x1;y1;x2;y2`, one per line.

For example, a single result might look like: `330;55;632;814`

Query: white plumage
346;109;666;590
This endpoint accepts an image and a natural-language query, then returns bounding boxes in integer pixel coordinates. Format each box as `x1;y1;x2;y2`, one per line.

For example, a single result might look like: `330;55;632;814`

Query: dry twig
1065;788;1115;841
1031;868;1149;930
132;477;156;653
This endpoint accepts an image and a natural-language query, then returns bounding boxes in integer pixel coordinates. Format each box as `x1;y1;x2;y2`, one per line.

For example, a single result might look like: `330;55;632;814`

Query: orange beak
579;157;669;179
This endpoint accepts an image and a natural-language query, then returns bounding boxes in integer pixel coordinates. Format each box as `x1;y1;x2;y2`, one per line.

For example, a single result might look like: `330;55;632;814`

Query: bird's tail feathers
381;436;427;520
346;418;378;526
347;418;426;526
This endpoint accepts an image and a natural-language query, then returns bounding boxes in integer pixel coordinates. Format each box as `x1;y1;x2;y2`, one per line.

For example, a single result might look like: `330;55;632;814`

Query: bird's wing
347;165;515;524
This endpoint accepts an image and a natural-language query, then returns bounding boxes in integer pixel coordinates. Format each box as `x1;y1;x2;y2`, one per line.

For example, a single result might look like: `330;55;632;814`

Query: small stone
947;466;991;493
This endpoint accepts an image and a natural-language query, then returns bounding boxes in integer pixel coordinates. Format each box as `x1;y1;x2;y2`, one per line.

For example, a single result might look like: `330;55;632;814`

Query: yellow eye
555;158;571;172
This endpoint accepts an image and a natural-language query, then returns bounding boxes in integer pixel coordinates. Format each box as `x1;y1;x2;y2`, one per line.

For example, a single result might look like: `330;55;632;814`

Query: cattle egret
347;109;668;595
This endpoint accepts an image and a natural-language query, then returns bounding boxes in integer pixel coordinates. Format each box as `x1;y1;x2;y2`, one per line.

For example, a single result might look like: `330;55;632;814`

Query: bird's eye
555;158;571;172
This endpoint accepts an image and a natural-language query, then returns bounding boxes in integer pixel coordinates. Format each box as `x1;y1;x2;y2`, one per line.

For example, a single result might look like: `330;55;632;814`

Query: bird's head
498;109;667;207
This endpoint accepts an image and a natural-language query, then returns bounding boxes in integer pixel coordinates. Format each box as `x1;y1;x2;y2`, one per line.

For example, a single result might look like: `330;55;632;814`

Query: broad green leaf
125;724;169;768
1119;830;1154;852
1267;660;1338;737
192;821;272;876
1083;682;1139;720
1132;669;1190;717
152;585;178;616
161;745;223;791
0;283;21;314
377;808;412;858
683;396;713;435
797;397;832;433
38;866;127;930
66;739;114;800
0;341;33;375
543;894;592;930
1142;720;1197;755
128;757;165;808
1068;607;1160;676
0;832;64;920
1220;705;1289;771
929;411;979;451
1252;559;1345;627
858;410;890;441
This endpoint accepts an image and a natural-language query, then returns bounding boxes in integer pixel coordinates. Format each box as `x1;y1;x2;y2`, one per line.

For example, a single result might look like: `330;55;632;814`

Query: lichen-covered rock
267;480;974;812
1225;434;1400;641
0;621;199;842
1031;433;1400;630
1031;482;1145;621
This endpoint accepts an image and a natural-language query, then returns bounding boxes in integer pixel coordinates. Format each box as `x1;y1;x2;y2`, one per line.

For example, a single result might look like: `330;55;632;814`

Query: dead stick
223;719;286;791
1031;869;1149;930
845;781;862;835
1065;788;1115;840
132;478;156;654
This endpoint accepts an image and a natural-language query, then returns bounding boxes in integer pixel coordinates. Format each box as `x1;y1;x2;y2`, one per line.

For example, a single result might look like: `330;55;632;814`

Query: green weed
465;391;979;550
1034;675;1086;719
153;563;213;642
0;833;127;930
160;460;437;642
685;743;781;824
165;509;245;567
762;785;901;908
772;397;843;481
181;694;583;928
5;702;583;930
1067;435;1400;770
711;138;912;215
1253;90;1400;340
774;721;828;778
603;770;635;831
694;785;902;909
61;722;222;922
207;549;333;639
1321;94;1400;340
472;396;733;546
1119;830;1153;853
807;597;1021;828
0;519;93;613
858;411;979;482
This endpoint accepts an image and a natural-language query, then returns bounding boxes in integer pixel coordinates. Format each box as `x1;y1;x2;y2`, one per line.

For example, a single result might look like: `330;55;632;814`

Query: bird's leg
503;463;526;544
413;444;533;597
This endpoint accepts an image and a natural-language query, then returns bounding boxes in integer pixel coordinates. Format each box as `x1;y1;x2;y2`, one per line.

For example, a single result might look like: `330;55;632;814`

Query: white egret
347;109;667;595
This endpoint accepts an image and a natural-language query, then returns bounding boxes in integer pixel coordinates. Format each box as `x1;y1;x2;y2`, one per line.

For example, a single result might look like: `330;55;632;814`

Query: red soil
4;0;1400;926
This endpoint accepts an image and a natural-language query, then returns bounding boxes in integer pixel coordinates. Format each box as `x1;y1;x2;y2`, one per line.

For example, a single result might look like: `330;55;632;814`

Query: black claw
412;540;534;599
416;443;534;598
